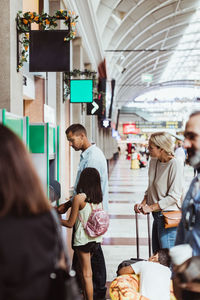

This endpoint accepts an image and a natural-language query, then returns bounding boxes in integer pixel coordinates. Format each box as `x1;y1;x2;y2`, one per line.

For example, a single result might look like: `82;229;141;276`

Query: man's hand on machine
56;199;72;214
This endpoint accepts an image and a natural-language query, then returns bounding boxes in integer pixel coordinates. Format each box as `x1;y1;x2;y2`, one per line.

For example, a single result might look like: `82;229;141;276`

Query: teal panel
4;117;23;140
53;128;55;153
49;127;55;155
57;126;59;181
2;109;6;123
26;117;30;148
29;125;45;153
70;79;93;103
47;123;49;198
57;126;59;206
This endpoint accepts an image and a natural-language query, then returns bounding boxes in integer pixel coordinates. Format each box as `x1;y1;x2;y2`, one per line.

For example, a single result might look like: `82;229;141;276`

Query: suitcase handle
135;212;151;259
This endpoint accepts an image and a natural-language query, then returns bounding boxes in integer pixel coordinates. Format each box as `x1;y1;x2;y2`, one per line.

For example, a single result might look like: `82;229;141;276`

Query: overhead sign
135;121;182;129
141;73;153;83
101;119;111;128
87;98;103;116
91;101;99;114
123;123;140;134
30;30;70;72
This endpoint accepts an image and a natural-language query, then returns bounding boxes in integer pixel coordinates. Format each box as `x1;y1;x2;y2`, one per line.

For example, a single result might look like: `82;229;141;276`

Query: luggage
117;212;151;274
109;274;149;300
109;275;176;300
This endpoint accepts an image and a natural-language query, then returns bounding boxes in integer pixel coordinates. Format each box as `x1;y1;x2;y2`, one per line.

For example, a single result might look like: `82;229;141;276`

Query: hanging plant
63;69;97;102
16;10;78;70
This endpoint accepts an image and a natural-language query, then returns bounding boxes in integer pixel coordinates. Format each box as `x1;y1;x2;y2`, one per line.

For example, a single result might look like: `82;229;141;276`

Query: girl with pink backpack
61;167;109;300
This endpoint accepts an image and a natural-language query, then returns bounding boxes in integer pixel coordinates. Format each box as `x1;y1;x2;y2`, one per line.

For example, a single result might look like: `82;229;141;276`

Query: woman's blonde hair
149;132;174;156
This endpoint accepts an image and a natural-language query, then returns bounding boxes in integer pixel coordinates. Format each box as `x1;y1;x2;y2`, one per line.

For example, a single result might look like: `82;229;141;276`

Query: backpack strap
78;213;86;228
89;202;103;210
78;201;93;229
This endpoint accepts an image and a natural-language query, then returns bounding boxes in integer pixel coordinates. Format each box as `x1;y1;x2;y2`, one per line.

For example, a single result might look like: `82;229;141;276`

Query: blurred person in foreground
175;111;200;255
169;244;200;300
173;256;200;300
134;132;183;252
0;125;64;300
118;249;171;300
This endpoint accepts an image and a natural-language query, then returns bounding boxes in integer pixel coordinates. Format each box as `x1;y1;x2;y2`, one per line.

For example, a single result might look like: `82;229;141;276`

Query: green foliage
16;10;78;71
63;69;97;101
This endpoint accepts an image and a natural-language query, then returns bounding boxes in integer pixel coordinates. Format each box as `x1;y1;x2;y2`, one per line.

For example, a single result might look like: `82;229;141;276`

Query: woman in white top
134;132;183;252
61;167;104;300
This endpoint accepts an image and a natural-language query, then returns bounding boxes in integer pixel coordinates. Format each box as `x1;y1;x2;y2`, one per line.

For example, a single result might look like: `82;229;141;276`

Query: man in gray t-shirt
118;249;171;300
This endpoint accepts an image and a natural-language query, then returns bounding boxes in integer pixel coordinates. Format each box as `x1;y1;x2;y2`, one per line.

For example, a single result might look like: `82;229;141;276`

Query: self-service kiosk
29;123;59;204
0;108;29;146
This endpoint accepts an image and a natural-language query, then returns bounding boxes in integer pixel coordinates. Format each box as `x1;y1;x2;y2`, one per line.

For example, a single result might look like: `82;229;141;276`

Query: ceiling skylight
161;8;200;82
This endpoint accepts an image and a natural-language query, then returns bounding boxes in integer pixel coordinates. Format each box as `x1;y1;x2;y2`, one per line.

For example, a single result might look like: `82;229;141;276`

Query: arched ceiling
66;0;200;123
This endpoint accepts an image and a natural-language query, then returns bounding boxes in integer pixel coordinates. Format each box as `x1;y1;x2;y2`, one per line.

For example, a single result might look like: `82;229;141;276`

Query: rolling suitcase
116;212;152;275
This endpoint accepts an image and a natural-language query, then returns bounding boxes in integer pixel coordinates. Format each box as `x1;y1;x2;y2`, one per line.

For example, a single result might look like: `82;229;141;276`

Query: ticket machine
29;123;59;202
0;108;29;146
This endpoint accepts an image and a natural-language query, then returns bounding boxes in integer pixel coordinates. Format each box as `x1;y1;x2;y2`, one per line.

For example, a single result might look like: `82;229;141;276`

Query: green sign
141;73;153;83
29;125;45;153
70;79;93;103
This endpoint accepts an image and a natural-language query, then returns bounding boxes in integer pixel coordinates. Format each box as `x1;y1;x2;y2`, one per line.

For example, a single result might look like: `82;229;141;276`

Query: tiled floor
103;156;194;299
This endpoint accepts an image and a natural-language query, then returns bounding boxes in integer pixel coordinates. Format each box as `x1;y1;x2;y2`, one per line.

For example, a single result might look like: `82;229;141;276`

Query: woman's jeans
152;212;177;253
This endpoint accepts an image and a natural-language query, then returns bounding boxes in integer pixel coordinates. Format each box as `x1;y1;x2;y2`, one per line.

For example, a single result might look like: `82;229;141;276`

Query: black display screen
29;30;70;72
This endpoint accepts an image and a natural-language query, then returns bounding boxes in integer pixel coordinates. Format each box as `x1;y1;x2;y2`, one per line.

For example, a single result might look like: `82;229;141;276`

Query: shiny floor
103;155;194;299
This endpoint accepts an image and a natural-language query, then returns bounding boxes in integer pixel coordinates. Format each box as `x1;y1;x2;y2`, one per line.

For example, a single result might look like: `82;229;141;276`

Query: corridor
103;155;194;297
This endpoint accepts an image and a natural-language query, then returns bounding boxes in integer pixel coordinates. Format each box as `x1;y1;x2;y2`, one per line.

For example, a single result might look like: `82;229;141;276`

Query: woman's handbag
162;210;182;229
48;209;82;300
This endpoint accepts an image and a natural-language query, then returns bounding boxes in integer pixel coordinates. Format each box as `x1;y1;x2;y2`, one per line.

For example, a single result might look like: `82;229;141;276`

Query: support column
84;62;93;142
0;0;23;115
70;37;84;185
71;37;83;125
49;0;73;261
48;0;70;200
85;108;92;141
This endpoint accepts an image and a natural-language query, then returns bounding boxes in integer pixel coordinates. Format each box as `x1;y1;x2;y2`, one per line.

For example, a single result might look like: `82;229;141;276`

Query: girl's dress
73;201;103;253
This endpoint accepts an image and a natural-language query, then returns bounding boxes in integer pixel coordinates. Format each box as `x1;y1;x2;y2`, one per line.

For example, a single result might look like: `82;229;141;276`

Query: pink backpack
79;203;109;238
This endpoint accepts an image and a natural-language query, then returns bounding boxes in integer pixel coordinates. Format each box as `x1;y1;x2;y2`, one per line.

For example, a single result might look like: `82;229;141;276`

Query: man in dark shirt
175;111;200;254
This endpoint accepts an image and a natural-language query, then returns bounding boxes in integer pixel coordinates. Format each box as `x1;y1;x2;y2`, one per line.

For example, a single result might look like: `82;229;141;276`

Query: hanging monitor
70;79;93;103
29;30;70;72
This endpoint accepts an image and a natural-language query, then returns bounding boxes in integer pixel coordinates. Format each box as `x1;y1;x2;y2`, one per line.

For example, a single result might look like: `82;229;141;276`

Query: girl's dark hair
76;167;102;204
0;125;51;217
